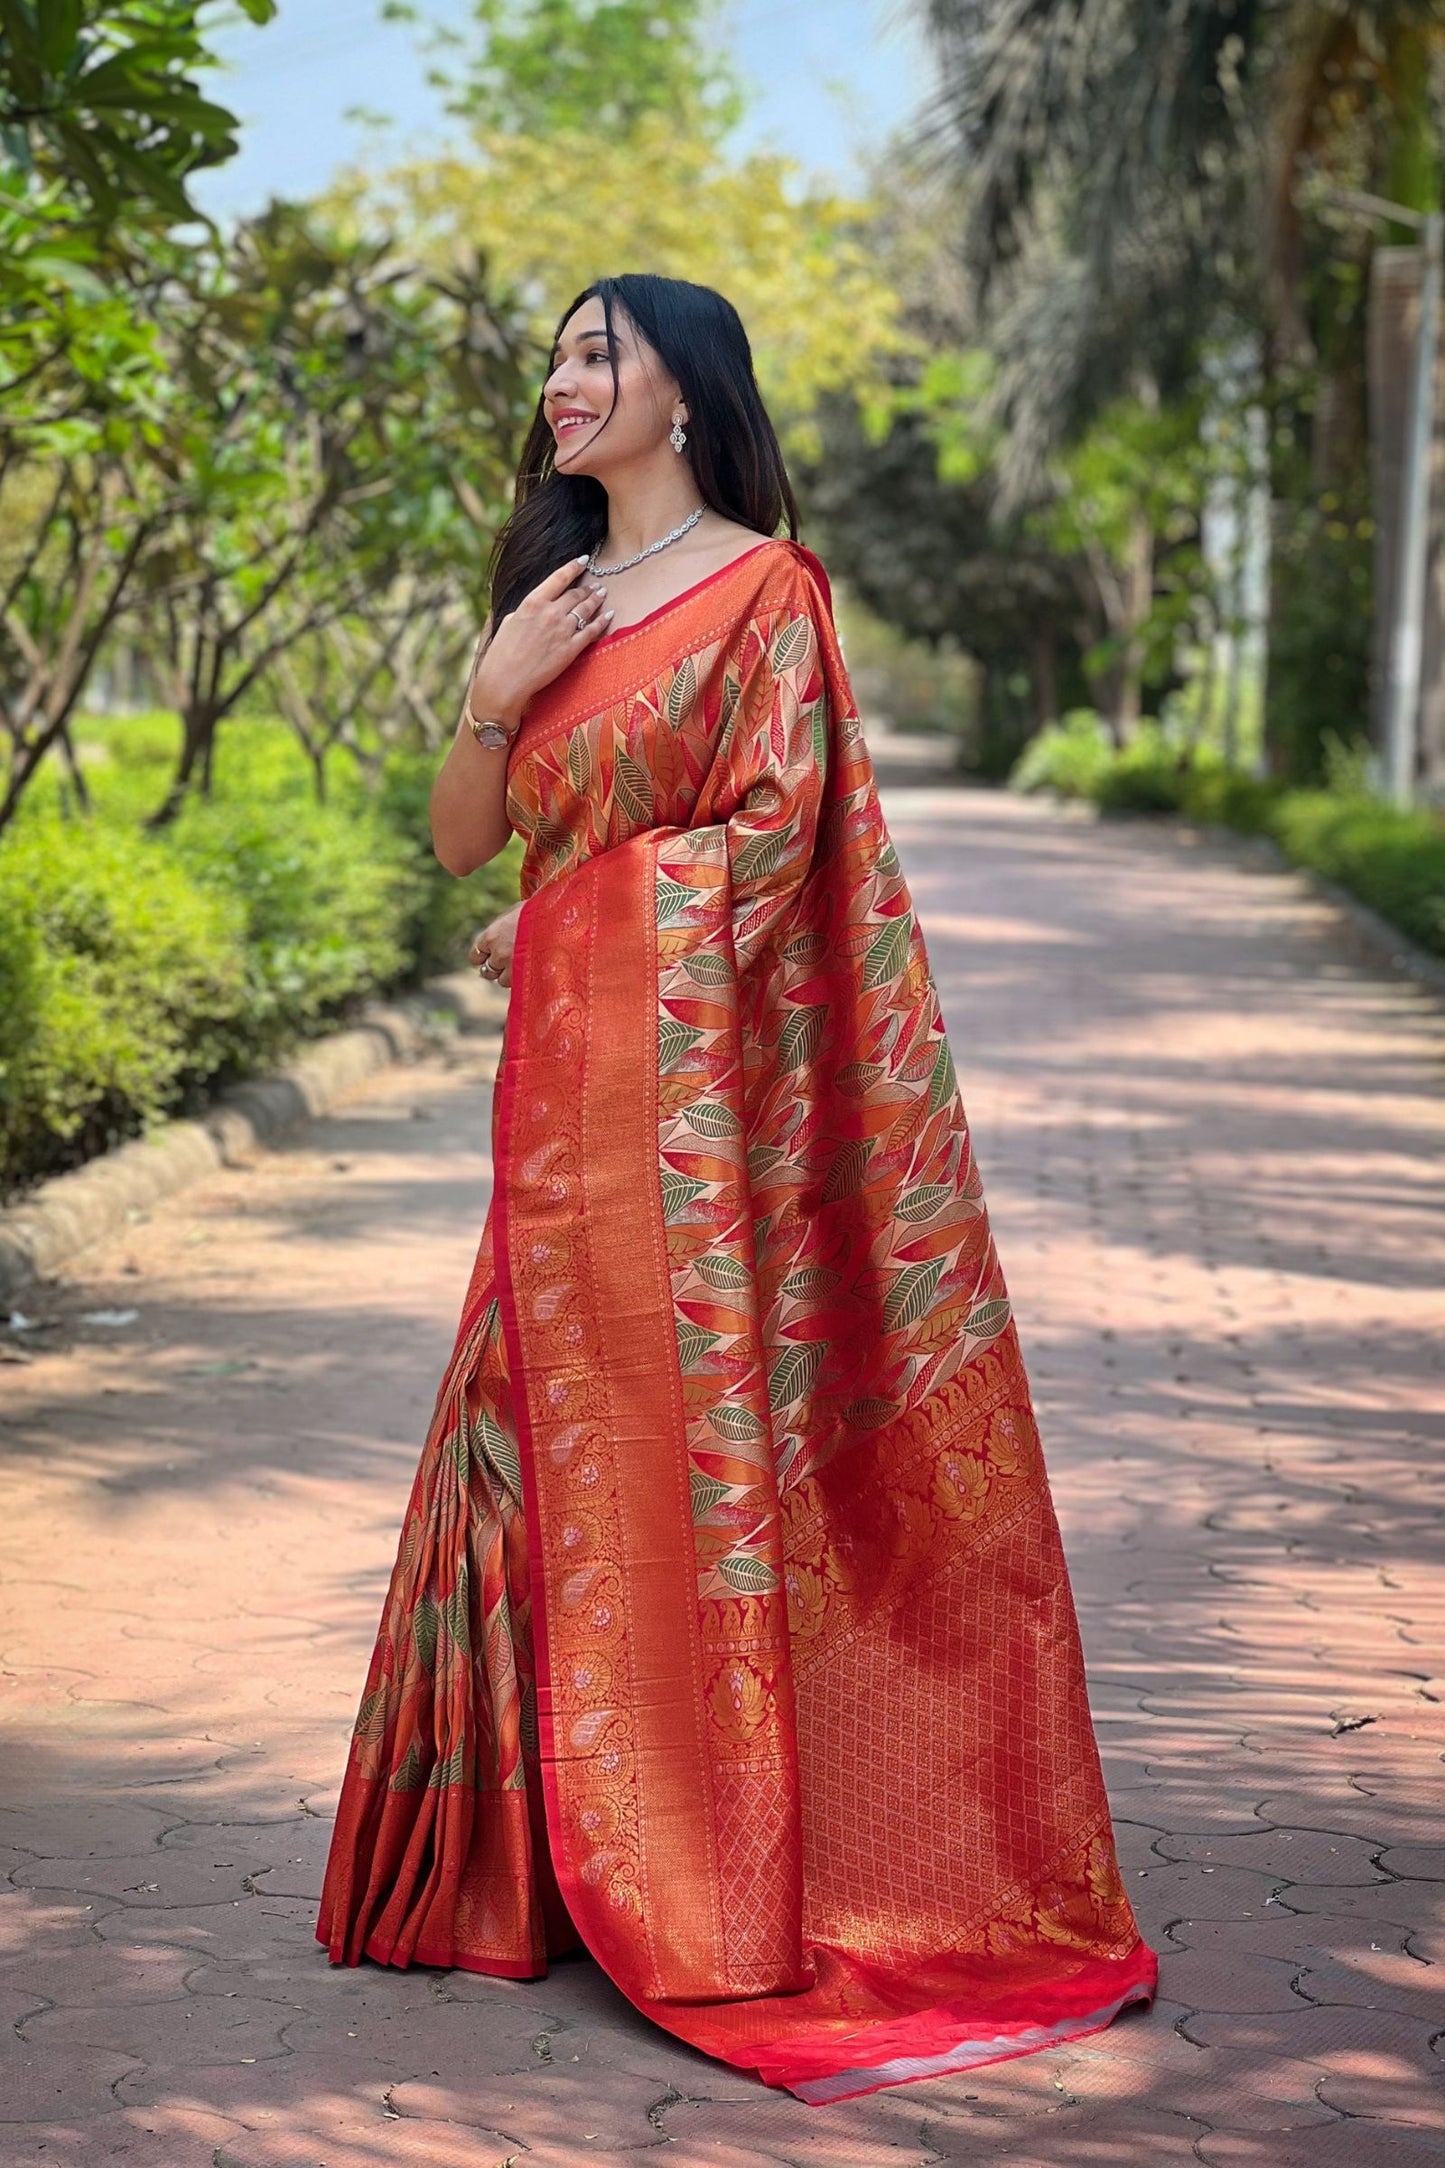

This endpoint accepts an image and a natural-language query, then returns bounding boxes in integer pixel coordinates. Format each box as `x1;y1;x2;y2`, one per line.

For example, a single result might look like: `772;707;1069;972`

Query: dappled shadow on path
1;790;1441;2164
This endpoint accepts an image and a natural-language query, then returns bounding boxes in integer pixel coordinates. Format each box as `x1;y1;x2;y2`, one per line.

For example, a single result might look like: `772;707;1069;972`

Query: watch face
475;721;509;749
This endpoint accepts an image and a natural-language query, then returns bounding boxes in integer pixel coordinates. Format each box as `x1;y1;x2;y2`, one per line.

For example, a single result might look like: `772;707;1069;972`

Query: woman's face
541;301;684;476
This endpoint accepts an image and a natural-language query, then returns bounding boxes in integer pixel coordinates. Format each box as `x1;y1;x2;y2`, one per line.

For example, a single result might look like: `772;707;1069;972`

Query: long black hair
488;274;799;623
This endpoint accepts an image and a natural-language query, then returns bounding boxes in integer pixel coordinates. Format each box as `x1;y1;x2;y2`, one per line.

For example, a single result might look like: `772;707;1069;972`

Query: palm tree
918;0;1445;776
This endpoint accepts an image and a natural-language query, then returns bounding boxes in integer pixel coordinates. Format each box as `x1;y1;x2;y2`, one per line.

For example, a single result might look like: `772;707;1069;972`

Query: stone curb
0;970;508;1307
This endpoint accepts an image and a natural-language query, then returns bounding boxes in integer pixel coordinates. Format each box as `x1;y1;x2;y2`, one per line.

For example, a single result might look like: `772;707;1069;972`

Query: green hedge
1012;713;1445;961
0;721;519;1198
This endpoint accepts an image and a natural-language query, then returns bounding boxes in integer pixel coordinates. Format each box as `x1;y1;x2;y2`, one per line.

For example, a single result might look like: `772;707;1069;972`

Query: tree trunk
1029;624;1058;729
148;704;215;830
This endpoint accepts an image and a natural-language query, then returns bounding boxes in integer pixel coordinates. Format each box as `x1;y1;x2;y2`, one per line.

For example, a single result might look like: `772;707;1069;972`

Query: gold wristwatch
466;707;515;752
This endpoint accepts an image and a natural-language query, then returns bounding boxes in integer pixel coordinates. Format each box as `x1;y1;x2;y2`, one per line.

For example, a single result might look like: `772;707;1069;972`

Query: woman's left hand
469;900;523;987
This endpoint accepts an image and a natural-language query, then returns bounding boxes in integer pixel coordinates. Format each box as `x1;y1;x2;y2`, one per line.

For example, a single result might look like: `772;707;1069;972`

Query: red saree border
495;841;751;2004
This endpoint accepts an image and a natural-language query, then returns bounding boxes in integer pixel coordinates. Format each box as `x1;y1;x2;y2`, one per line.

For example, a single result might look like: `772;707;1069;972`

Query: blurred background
3;0;1443;1203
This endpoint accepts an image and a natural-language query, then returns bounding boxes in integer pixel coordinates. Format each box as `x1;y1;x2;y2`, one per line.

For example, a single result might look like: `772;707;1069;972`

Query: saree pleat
318;539;1156;2098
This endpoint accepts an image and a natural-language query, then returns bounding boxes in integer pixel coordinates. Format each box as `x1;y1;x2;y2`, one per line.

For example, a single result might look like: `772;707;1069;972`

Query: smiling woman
316;271;1156;2102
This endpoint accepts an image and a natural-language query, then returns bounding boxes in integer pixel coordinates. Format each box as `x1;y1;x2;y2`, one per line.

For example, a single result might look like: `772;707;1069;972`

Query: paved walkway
1;786;1442;2167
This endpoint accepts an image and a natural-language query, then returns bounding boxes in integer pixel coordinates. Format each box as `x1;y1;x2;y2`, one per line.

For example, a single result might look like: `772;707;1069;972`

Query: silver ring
476;956;496;978
571;608;586;632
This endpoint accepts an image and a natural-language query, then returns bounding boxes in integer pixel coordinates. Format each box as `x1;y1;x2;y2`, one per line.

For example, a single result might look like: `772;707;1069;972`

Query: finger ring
571;608;586;632
477;957;496;978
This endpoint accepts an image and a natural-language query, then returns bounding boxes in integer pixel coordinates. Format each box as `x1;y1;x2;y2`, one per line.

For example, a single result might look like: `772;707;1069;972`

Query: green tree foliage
918;0;1445;783
342;0;903;448
803;392;1089;774
417;0;741;138
0;0;276;225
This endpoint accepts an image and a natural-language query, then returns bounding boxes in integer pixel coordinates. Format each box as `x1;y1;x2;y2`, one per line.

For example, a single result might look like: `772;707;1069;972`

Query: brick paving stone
2;782;1442;2163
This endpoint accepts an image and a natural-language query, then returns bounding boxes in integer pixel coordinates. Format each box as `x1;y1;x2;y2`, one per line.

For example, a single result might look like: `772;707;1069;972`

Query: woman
317;273;1156;2102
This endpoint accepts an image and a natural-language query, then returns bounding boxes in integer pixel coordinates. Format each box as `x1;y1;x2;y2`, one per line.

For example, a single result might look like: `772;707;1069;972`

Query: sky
192;0;937;221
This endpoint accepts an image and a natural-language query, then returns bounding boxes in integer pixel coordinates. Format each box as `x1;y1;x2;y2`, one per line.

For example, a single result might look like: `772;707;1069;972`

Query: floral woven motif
317;539;1155;2100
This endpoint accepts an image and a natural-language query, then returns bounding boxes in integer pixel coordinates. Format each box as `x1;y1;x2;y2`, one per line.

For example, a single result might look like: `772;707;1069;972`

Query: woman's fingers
566;586;612;638
532;554;593;604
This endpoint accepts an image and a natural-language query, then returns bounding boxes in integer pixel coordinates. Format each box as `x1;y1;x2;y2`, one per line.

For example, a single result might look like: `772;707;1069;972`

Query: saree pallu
317;539;1156;2101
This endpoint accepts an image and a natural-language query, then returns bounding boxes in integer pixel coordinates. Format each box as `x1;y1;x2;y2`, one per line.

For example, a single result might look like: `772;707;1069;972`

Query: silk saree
316;538;1156;2101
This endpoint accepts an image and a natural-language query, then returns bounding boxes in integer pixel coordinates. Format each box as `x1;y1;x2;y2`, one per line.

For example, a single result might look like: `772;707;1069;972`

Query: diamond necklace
587;506;704;577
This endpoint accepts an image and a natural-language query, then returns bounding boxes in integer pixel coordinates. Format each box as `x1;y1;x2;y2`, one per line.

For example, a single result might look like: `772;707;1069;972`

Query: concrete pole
1385;210;1442;810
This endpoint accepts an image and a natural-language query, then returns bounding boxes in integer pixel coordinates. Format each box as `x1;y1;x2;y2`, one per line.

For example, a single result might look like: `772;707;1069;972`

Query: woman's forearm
429;716;515;876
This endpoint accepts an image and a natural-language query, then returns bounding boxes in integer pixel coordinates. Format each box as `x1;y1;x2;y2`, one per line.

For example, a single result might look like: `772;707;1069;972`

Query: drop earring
670;415;687;454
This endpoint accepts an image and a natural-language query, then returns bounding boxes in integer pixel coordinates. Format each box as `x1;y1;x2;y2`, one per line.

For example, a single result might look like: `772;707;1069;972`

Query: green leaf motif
780;1264;839;1299
697;1252;750;1292
567;731;592;795
862;913;912;991
733;828;789;886
390;1742;425;1792
442;1575;471;1656
896;1183;953;1223
447;1409;470;1481
684;950;733;987
718;667;743;732
656;876;697;925
709;1402;766;1443
428;1739;468;1788
747;1144;786;1177
779;1003;826;1072
519;1680;539;1757
822;1135;873;1203
883;1257;946;1333
660;1169;707;1222
965;1297;1012;1340
768;1339;823;1412
666;653;698;728
613;745;653;826
771;615;813;674
808;693;829;776
676;1320;721;1370
660;1017;702;1070
354;1686;388;1740
684;1098;742;1139
412;1594;440;1675
690;1468;731;1522
928;1039;958;1115
477;1406;522;1499
717;1551;781;1596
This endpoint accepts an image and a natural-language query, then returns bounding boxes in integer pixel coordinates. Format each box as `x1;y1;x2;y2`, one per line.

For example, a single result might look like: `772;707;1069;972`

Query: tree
917;0;1445;779
416;0;741;139
337;0;904;448
126;206;533;822
802;392;1091;772
0;0;276;226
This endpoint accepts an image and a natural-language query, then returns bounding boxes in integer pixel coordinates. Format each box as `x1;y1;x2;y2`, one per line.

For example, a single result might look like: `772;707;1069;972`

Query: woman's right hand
468;557;613;724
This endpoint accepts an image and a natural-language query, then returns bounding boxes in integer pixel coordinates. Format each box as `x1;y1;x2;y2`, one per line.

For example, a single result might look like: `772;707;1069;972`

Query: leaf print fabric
317;539;1155;2101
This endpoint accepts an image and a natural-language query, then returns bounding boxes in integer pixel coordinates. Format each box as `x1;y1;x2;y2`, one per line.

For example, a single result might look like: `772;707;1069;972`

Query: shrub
1010;710;1118;799
1093;726;1192;815
1008;718;1445;964
166;795;426;1058
0;716;524;1198
0;821;251;1193
375;748;523;977
1176;765;1278;834
1270;791;1445;955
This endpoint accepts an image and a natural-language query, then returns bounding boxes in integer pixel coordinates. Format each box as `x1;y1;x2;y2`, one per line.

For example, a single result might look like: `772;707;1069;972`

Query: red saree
317;539;1156;2101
